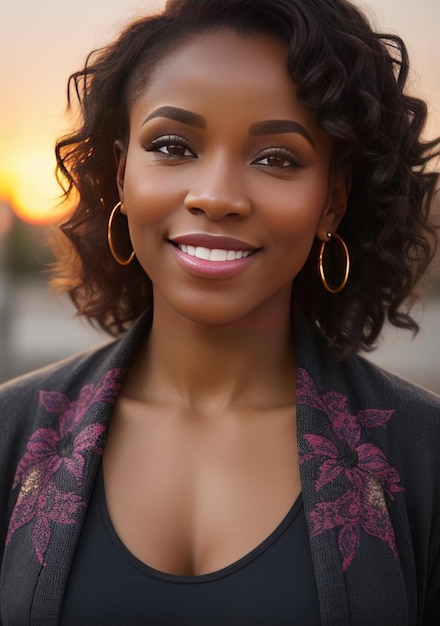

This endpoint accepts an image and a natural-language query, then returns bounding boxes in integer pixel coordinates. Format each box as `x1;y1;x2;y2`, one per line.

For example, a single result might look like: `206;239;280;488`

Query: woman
1;0;439;623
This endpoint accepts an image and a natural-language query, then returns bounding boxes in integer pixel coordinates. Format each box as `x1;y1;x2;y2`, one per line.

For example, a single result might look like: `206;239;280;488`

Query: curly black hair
53;0;440;357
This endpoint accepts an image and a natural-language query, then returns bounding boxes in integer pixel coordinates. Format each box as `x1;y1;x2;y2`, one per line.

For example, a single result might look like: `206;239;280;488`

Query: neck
125;293;297;414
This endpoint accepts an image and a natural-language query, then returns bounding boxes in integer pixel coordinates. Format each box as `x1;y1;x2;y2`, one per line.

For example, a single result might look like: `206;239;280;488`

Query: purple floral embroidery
298;368;403;570
7;472;85;565
6;369;124;565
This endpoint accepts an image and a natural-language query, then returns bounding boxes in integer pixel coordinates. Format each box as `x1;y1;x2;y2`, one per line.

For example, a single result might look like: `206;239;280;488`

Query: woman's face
117;29;349;327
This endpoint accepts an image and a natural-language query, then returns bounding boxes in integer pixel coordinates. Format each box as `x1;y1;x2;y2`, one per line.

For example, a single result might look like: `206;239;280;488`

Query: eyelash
252;148;303;170
145;135;303;169
145;135;196;158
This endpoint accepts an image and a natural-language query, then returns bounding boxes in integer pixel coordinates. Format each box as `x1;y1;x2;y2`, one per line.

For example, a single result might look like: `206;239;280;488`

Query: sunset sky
1;0;439;224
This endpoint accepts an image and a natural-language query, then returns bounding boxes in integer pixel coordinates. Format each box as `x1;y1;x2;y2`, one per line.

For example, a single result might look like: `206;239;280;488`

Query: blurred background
0;0;439;390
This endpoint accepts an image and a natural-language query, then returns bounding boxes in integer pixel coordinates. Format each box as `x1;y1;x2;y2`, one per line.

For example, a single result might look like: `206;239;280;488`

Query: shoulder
0;340;118;461
0;311;151;449
345;353;440;418
345;355;440;474
297;325;440;455
298;328;440;516
335;348;440;488
0;339;116;408
0;325;145;508
300;324;440;418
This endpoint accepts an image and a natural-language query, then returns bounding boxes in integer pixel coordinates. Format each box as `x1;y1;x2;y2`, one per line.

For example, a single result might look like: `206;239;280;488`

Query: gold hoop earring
318;232;350;294
107;202;135;266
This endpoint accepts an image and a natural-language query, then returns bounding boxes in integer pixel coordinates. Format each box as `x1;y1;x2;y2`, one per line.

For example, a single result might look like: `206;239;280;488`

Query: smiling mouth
175;244;255;262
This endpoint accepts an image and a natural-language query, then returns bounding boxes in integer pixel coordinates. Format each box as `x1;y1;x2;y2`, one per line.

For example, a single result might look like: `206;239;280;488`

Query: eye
252;148;303;169
146;135;196;158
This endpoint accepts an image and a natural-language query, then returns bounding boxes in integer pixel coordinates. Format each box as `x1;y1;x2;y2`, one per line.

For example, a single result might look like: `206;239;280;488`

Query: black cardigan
1;314;439;625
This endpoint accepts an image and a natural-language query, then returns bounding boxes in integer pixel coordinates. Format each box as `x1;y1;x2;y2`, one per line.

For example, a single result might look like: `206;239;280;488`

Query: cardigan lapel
296;325;413;625
1;314;150;625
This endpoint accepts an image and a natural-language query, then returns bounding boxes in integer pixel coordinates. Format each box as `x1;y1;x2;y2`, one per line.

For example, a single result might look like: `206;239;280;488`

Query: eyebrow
142;106;206;129
249;119;315;148
142;106;315;148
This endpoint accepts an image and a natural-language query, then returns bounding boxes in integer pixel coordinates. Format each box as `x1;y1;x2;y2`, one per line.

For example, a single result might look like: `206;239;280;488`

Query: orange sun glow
0;146;71;225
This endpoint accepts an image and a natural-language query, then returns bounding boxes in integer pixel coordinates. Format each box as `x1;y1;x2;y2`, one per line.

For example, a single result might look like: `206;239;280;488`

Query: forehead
129;29;325;138
131;29;295;114
148;28;290;91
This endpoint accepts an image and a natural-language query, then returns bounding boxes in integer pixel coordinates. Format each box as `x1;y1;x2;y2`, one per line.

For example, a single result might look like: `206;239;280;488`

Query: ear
316;169;351;241
114;139;128;214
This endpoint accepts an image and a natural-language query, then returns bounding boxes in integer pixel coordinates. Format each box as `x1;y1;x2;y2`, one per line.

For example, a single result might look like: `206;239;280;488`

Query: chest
60;466;321;625
102;397;301;576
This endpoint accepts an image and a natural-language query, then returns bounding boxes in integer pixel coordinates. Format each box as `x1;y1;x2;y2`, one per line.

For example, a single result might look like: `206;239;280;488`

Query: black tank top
60;464;321;625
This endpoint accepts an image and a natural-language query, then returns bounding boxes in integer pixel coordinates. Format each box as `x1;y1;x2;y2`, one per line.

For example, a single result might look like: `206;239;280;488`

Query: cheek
122;147;184;226
262;184;328;248
123;184;176;236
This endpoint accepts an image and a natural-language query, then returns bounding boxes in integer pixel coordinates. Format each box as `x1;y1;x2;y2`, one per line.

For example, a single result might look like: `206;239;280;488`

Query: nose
183;154;251;220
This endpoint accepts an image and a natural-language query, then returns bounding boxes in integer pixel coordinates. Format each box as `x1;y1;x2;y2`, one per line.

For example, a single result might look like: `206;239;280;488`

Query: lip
169;240;259;278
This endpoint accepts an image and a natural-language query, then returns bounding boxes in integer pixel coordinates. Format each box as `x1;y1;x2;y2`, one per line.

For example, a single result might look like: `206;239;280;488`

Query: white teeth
210;249;228;261
195;246;211;260
177;245;252;262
